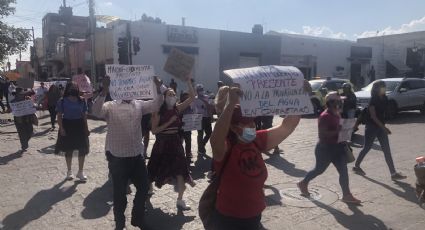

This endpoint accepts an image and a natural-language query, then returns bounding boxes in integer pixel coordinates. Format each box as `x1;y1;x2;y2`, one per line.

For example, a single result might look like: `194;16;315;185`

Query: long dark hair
371;80;386;100
63;82;82;102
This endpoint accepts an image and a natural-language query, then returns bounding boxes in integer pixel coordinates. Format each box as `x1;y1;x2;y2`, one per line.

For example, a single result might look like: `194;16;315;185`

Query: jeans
302;143;350;195
14;116;33;150
197;117;212;153
48;105;57;128
106;152;149;229
355;123;396;174
213;209;262;230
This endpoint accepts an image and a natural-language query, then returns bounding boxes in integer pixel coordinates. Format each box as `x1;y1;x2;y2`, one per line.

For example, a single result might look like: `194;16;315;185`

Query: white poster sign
10;100;36;117
338;118;357;143
182;114;203;131
105;65;155;100
224;65;313;117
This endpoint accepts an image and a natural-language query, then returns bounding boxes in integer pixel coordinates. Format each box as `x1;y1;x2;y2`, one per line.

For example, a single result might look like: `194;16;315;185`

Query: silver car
355;78;425;118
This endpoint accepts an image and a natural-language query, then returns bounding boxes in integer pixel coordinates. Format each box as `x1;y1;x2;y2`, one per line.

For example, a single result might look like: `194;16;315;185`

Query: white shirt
92;94;164;158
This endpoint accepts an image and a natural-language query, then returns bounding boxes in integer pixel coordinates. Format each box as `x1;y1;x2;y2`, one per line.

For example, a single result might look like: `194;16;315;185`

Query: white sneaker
66;171;74;180
176;199;191;210
76;171;87;182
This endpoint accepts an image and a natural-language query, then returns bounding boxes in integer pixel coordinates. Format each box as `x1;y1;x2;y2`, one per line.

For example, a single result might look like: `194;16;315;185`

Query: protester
179;91;195;162
353;80;406;180
35;82;48;109
341;83;357;119
209;86;304;230
194;84;213;155
297;92;361;204
92;75;165;230
11;87;35;152
148;74;196;210
47;85;62;130
55;82;90;182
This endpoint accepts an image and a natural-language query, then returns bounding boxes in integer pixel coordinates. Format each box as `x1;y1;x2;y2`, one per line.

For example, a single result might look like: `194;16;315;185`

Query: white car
355;78;425;118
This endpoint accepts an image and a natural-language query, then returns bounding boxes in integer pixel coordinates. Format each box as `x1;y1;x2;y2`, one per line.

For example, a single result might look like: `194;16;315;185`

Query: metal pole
89;0;96;84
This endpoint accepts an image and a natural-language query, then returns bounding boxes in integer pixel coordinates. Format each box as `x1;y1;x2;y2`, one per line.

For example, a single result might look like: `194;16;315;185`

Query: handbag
344;143;355;163
198;146;233;230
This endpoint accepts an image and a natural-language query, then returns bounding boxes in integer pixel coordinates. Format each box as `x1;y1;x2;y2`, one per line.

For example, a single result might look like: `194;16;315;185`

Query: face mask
166;96;177;107
239;127;256;143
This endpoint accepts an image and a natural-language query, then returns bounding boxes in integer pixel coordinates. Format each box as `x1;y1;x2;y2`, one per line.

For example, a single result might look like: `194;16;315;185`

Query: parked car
309;78;353;115
355;78;425;119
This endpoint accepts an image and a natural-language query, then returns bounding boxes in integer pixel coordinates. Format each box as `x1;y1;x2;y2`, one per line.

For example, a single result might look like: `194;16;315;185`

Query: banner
10;100;36;117
105;64;155;100
224;65;313;117
163;48;194;81
182;114;203;131
338;118;356;143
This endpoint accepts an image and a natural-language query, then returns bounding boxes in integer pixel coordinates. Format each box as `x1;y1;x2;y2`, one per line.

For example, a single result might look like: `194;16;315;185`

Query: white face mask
166;96;177;107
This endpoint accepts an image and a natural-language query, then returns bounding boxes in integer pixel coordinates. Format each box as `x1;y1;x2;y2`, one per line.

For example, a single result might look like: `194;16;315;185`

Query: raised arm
210;87;237;161
176;74;195;113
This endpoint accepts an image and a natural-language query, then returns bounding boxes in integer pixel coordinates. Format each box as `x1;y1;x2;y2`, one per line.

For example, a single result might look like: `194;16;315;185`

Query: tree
0;0;31;64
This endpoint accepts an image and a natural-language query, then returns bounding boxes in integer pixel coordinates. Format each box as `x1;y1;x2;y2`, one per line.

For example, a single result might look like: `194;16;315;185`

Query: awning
386;60;411;72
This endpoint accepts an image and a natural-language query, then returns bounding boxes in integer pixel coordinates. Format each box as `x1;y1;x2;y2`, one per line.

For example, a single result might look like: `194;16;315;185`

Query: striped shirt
92;94;163;158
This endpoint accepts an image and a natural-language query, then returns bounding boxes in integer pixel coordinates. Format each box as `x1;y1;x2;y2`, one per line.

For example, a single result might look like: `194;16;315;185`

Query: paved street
0;111;424;230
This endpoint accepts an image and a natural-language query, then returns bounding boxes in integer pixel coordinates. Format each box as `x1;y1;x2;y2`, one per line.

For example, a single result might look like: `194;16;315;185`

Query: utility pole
89;0;96;84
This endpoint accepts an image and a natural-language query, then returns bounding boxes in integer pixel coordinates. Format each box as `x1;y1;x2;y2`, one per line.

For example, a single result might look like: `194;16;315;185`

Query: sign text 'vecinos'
224;65;313;117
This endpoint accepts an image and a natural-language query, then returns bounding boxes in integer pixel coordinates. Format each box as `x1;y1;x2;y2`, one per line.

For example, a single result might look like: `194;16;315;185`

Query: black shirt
368;95;387;125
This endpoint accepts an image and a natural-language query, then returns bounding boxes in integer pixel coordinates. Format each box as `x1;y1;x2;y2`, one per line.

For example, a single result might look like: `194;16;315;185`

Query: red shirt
214;130;268;218
318;109;340;144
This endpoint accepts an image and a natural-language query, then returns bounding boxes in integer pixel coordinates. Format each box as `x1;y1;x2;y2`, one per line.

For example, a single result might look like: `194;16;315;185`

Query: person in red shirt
297;92;361;204
210;86;304;230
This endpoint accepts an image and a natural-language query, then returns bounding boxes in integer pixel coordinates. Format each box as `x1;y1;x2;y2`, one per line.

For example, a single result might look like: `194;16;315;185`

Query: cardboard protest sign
182;114;203;131
163;48;194;81
338;118;356;143
105;64;155;100
17;77;34;89
10;100;36;117
223;65;313;117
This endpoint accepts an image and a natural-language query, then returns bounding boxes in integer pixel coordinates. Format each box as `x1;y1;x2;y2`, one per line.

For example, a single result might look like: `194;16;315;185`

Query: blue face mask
239;127;256;143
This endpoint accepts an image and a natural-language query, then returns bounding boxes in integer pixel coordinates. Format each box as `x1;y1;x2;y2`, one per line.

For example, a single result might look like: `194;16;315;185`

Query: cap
231;104;255;125
325;92;341;103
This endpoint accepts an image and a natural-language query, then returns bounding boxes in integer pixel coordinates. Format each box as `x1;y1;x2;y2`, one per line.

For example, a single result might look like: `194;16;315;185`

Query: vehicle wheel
386;101;398;120
312;99;322;116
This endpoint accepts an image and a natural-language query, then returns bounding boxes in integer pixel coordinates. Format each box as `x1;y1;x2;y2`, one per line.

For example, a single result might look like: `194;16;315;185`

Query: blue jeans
355;123;396;174
302;143;350;195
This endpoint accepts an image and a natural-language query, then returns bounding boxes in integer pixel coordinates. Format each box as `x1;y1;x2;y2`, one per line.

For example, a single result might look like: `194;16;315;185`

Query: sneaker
353;166;366;176
66;171;74;180
391;172;407;180
342;194;361;204
176;199;191;210
297;181;310;197
76;171;87;182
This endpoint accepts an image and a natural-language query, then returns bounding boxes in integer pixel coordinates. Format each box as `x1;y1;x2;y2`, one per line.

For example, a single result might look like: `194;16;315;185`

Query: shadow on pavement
362;175;419;206
0;150;24;165
90;124;107;134
264;153;307;178
190;154;212;180
387;111;425;125
81;180;113;219
143;200;196;230
312;200;388;229
1;180;78;230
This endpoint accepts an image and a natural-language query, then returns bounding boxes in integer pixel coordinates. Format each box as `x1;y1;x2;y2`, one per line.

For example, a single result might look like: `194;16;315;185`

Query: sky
4;0;425;68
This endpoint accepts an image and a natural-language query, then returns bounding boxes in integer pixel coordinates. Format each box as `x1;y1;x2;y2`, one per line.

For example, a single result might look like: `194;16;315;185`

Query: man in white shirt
92;76;165;230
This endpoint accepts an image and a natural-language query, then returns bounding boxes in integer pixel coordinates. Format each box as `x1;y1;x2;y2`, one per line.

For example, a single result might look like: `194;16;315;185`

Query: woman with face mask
209;86;305;230
148;74;196;210
353;80;406;180
55;82;90;181
298;92;361;204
